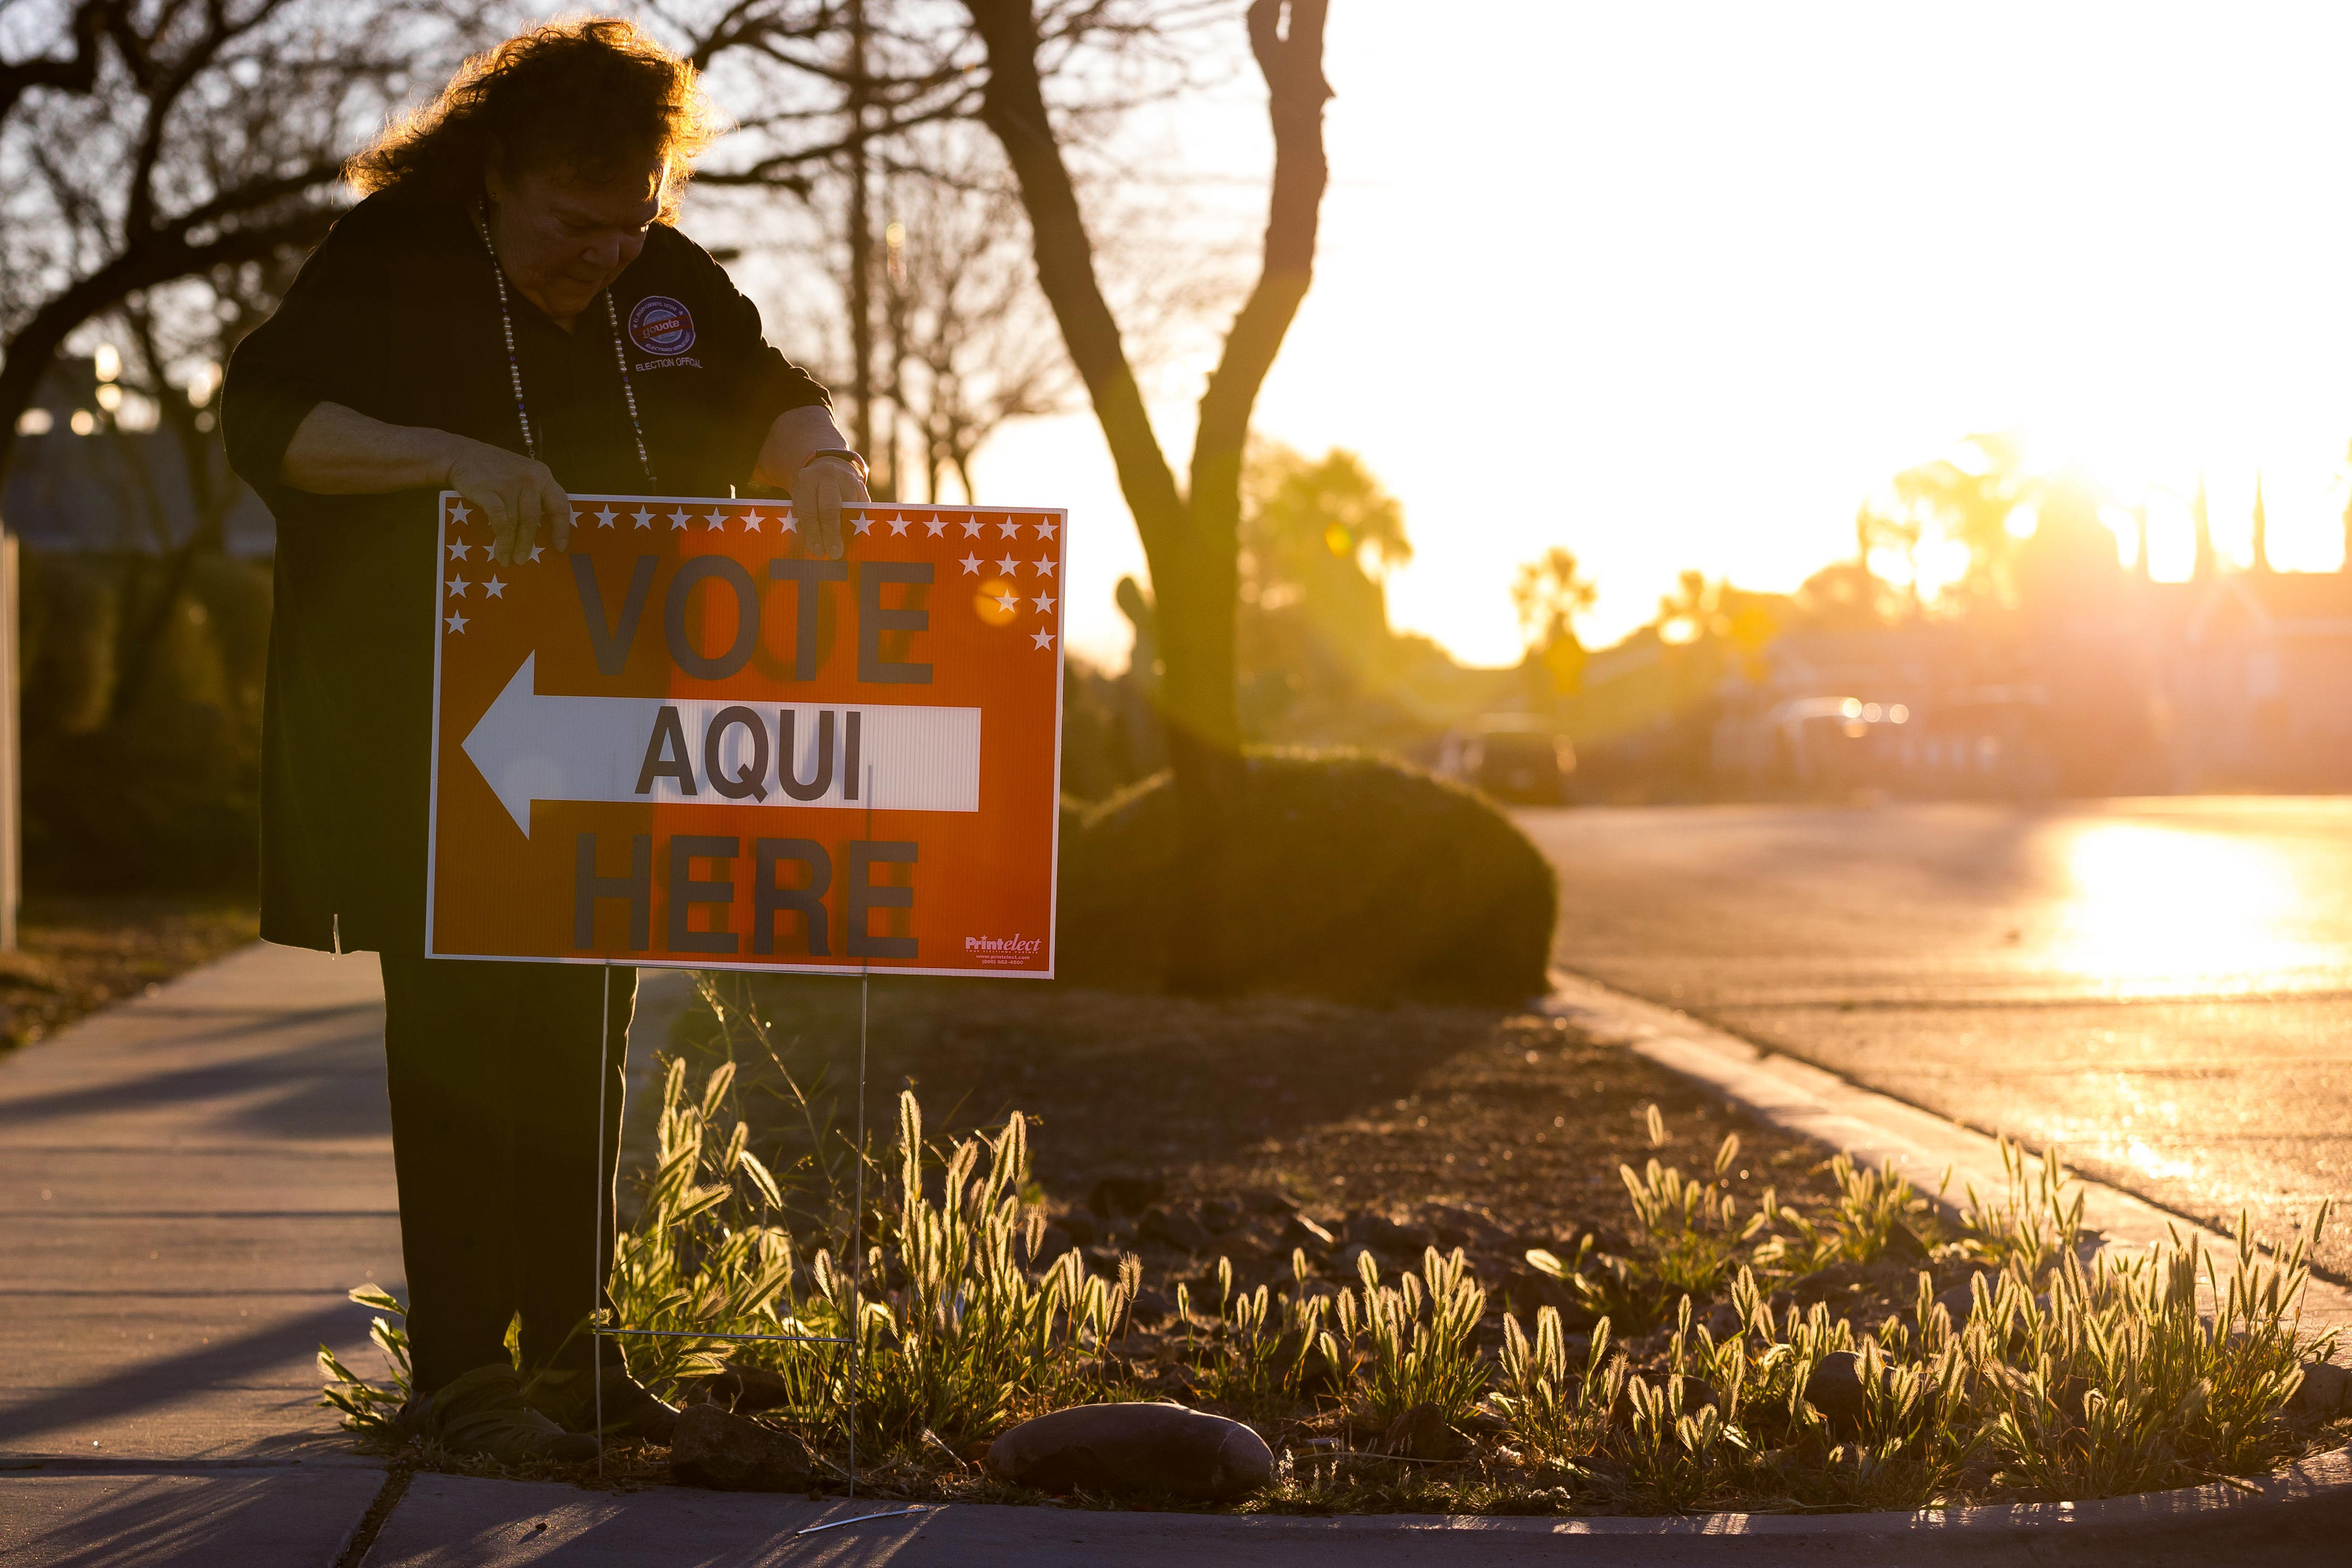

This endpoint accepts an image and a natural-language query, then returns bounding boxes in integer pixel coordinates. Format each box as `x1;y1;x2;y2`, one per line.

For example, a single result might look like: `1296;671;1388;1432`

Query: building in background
4;357;274;558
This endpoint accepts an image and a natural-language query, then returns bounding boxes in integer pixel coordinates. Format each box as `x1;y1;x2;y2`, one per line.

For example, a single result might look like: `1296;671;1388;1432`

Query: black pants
379;953;635;1394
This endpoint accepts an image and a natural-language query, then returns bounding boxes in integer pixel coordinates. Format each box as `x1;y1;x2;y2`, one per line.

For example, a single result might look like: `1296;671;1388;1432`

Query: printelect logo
965;933;1043;955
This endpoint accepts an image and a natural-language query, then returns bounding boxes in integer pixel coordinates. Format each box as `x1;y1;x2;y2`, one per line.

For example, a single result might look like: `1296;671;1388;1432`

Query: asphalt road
1519;798;2352;1283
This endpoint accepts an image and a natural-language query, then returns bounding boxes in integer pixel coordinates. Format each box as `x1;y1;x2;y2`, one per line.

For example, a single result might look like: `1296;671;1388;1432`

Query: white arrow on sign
460;653;983;835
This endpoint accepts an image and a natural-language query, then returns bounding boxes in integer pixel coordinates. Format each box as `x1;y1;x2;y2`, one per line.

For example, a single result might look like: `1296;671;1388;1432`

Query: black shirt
224;190;829;954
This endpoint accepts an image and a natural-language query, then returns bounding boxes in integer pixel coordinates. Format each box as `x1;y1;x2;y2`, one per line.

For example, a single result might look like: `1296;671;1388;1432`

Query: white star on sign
1031;592;1057;614
995;554;1020;574
924;517;946;536
705;509;730;530
667;508;692;530
741;508;763;531
961;519;983;537
993;589;1019;613
960;554;983;575
527;544;545;563
446;577;470;597
446;611;469;633
448;501;472;523
778;509;797;533
1031;629;1055;650
632;507;655;529
1033;519;1059;540
593;506;618;528
852;515;873;535
996;518;1022;539
887;516;910;536
483;575;507;599
447;541;472;560
1029;556;1057;577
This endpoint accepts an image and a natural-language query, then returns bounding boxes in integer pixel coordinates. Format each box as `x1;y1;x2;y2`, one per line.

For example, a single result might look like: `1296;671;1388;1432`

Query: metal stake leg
594;960;610;1476
848;763;874;1499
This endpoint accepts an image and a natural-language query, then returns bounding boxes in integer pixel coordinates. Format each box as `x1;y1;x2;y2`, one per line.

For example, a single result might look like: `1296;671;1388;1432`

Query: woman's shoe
523;1364;682;1443
418;1364;599;1463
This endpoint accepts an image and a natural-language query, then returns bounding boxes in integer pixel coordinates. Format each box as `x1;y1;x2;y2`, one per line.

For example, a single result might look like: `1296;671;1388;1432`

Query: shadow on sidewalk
0;1300;377;1455
5;1467;386;1567
0;1011;388;1142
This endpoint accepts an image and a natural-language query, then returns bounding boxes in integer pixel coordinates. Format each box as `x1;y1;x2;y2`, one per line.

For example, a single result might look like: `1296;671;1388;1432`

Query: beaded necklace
471;202;657;487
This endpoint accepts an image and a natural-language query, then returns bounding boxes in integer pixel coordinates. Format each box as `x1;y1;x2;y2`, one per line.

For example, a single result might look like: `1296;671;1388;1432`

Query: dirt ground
692;974;1845;1284
0;894;259;1052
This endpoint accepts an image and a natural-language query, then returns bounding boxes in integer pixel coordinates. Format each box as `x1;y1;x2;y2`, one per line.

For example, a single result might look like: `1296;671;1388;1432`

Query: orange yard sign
424;492;1065;976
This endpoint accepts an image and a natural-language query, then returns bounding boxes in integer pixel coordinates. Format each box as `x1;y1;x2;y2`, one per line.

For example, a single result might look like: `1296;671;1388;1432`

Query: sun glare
2054;822;2304;996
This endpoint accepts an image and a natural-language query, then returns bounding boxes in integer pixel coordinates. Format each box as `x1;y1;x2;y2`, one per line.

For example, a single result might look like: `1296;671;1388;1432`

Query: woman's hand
756;407;867;558
445;439;572;566
791;454;870;561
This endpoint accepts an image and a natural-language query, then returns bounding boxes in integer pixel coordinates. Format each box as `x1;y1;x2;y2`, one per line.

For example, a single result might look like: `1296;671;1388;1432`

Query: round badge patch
627;295;696;356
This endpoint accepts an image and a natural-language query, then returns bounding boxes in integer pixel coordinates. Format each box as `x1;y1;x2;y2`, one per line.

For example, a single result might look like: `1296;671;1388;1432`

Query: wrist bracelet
803;447;868;481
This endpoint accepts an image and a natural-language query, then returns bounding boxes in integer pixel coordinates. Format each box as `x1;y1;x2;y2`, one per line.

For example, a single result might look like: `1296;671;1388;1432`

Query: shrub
20;550;271;892
1057;749;1557;1003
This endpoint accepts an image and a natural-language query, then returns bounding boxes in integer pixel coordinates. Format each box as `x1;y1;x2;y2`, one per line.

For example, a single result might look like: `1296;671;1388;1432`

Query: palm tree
1891;430;2035;608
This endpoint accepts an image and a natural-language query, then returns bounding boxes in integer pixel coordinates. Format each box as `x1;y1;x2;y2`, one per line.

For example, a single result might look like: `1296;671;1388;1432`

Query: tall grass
610;1060;1134;1455
1180;1250;1338;1414
321;1060;2344;1514
1493;1309;1624;1467
1487;1118;2341;1510
1339;1245;1490;1427
1526;1113;1769;1331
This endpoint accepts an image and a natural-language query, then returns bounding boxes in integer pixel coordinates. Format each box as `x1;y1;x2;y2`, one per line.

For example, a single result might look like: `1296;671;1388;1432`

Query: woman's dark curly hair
347;17;720;219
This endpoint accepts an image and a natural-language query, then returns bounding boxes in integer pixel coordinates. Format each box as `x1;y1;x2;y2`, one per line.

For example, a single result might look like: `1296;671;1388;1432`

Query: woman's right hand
444;438;572;566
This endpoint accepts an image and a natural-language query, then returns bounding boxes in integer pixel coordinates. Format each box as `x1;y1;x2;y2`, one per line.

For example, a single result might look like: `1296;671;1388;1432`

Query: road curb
355;1448;2352;1564
1542;968;2352;1334
1241;1442;2352;1539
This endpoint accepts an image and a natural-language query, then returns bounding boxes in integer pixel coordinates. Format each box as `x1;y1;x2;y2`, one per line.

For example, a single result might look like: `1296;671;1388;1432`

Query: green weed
317;1283;411;1435
1183;1249;1339;1415
1338;1245;1489;1427
1526;1121;1766;1330
321;1062;2343;1517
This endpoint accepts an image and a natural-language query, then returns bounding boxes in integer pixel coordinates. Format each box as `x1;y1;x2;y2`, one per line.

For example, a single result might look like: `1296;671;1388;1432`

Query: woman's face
483;155;666;325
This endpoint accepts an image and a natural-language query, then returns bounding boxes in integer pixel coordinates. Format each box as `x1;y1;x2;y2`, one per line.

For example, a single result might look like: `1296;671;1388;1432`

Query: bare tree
678;1;1180;462
0;0;461;478
966;0;1328;986
0;0;110;122
879;169;1071;499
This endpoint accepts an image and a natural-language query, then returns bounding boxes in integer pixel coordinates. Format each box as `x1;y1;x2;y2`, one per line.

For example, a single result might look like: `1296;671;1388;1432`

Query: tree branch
0;200;337;476
0;0;117;124
1188;0;1327;514
965;0;1181;540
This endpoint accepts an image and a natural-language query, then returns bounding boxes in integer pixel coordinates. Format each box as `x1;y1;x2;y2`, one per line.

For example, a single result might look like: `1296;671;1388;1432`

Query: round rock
1804;1350;1868;1435
986;1401;1273;1500
669;1402;815;1492
2292;1359;2352;1416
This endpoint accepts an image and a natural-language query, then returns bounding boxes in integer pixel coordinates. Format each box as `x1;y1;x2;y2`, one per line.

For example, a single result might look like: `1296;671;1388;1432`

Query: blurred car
1461;719;1574;804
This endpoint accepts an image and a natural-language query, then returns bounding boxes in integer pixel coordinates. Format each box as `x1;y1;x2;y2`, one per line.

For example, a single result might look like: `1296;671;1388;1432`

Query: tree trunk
846;0;876;462
968;0;1329;990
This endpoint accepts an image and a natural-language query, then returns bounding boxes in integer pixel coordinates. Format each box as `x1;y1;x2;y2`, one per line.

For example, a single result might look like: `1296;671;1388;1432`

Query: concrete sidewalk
0;941;400;1566
1;943;2340;1566
0;941;400;1462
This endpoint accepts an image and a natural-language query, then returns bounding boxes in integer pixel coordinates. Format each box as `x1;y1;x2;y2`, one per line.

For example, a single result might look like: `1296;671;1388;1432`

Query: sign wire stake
848;761;875;1500
594;959;610;1479
794;1505;930;1538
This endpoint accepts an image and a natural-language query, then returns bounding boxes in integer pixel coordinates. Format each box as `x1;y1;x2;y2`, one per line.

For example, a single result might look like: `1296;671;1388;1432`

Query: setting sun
975;4;2352;668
